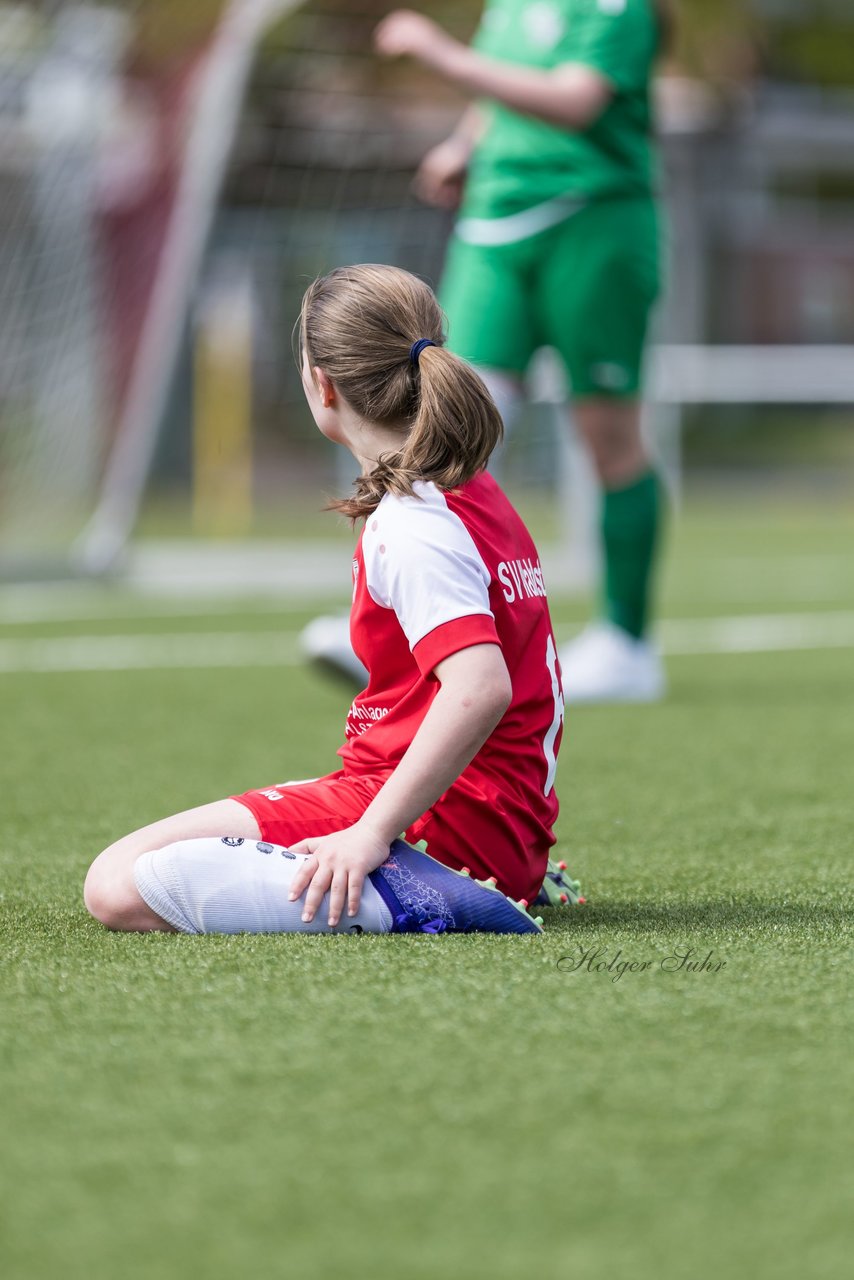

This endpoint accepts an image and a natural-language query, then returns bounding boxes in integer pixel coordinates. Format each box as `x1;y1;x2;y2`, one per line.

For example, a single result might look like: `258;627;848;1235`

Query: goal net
0;3;127;574
0;0;305;576
5;0;581;582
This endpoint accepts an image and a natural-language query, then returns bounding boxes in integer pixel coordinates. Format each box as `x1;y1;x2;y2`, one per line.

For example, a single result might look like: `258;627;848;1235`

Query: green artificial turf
1;492;853;1280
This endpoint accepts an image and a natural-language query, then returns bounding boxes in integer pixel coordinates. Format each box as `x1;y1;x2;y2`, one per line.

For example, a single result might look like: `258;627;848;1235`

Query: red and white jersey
338;472;564;903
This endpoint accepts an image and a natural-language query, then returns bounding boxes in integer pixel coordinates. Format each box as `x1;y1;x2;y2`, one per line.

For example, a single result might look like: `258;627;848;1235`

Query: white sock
133;836;393;935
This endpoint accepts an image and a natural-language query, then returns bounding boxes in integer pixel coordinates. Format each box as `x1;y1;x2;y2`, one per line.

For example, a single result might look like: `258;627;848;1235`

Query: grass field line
2;610;854;671
1;552;852;623
0;631;302;672
658;609;854;654
0;590;331;625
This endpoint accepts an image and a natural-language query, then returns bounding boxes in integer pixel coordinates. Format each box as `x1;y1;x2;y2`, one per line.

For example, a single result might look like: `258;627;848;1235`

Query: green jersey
464;0;660;219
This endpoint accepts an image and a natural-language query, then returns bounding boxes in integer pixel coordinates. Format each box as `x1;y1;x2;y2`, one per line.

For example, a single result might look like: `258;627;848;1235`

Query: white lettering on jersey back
497;557;548;604
362;482;493;652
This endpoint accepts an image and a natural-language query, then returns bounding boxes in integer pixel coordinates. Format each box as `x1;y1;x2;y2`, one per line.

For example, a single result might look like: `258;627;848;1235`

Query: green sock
600;469;663;640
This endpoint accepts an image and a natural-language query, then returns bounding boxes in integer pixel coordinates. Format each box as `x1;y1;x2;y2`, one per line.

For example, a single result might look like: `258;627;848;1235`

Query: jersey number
542;636;564;797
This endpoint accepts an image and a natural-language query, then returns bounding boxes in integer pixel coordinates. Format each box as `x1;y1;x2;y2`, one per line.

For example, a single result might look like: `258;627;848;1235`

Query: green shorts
439;196;662;398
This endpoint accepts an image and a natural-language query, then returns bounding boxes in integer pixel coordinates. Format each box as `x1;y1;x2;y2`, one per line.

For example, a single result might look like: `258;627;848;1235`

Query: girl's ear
313;367;337;409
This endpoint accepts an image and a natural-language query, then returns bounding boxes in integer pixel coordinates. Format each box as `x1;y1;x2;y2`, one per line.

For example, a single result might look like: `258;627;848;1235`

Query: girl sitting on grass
84;265;579;936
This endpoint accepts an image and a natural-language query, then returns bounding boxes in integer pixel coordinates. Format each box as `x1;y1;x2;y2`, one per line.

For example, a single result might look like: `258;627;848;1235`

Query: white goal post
74;0;304;576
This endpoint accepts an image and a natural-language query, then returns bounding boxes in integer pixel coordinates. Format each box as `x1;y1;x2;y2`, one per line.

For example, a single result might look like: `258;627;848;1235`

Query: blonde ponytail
298;264;503;521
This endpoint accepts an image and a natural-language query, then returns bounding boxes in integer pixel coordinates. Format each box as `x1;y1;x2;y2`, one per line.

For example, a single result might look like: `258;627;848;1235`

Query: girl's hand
287;645;511;931
287;822;392;928
414;136;470;210
374;10;459;69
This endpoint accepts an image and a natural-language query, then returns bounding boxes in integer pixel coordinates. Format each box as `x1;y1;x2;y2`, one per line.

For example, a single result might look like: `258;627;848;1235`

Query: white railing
649;345;854;404
530;344;854;589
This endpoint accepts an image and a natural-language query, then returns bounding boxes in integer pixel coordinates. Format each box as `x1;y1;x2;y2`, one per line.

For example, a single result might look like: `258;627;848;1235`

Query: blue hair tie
409;338;437;366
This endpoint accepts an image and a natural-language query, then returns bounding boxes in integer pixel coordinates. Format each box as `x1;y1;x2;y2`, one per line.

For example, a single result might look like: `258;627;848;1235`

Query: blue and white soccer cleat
370;840;543;935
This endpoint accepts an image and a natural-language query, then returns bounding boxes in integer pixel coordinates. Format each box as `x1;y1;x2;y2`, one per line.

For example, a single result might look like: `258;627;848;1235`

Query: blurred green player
375;0;670;702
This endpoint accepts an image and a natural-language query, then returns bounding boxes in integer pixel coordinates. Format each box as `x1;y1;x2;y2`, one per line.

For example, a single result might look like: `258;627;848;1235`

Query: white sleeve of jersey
362;483;493;652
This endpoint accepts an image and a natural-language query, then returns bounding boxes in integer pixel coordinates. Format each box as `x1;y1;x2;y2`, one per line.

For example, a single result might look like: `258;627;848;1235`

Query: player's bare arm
374;9;613;131
289;643;512;927
414;105;484;210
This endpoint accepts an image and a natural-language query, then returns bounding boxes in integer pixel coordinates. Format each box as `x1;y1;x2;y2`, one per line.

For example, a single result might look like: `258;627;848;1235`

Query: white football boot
559;622;665;704
300;614;368;686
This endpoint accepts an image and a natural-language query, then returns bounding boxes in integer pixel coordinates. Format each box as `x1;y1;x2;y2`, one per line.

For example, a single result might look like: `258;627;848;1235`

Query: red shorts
233;769;545;903
232;771;387;847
